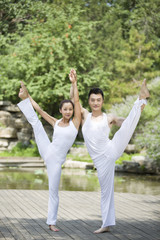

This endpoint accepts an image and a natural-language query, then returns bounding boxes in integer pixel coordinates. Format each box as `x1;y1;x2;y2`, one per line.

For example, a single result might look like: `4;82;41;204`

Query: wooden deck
0;190;159;240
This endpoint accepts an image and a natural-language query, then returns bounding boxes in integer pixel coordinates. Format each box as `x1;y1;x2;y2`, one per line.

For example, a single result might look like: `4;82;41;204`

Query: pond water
0;169;160;195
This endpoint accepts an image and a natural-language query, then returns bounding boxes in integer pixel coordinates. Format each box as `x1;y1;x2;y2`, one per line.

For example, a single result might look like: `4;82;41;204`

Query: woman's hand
69;69;77;84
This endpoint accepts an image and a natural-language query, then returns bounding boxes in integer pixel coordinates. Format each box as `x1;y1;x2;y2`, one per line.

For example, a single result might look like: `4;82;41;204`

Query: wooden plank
0;190;159;240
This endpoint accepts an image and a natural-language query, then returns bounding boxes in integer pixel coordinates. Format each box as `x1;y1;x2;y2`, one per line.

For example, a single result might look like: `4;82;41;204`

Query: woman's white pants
17;99;61;225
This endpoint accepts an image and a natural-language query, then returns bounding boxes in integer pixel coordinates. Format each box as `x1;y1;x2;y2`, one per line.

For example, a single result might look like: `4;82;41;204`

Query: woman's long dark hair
59;99;74;109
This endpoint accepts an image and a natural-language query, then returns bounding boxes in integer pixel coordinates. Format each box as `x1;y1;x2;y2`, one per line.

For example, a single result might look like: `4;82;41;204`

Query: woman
18;69;81;232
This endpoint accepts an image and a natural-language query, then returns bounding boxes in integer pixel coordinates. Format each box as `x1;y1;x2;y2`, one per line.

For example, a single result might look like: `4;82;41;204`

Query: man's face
88;93;103;111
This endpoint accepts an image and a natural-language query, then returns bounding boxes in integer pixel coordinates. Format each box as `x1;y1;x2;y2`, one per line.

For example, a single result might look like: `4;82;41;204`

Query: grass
67;154;93;163
0;142;142;166
0;141;39;157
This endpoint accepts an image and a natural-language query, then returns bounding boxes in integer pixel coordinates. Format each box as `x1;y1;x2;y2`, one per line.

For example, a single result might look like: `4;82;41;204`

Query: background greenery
0;0;160;163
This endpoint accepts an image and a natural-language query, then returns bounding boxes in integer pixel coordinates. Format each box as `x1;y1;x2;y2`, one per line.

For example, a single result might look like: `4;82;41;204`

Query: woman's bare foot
139;79;150;100
94;226;110;234
18;81;29;100
49;225;59;232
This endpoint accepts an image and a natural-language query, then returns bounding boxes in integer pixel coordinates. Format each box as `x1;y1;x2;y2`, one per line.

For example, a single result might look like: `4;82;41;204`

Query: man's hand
69;68;77;84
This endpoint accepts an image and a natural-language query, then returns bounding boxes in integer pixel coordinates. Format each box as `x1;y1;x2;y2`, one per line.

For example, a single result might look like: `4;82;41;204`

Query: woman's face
88;93;103;112
60;102;73;120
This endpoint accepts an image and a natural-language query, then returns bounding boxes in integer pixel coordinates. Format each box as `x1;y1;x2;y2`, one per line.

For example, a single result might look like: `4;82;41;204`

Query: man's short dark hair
88;88;104;100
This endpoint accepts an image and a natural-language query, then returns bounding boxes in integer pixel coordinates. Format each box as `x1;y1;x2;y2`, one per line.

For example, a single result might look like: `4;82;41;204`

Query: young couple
18;69;150;234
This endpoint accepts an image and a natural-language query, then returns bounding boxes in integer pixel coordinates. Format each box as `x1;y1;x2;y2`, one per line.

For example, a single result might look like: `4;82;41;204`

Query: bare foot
139;79;150;100
94;226;110;234
18;81;29;100
49;225;59;232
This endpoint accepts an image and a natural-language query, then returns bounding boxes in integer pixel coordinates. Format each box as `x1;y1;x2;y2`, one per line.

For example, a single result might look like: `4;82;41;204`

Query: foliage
67;153;92;163
134;116;160;163
115;153;141;165
133;77;160;163
0;141;39;157
0;0;160;112
109;77;160;162
0;0;110;114
0;0;160;162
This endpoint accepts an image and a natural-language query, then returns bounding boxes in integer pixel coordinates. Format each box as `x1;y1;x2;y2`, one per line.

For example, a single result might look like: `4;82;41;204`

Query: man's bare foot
18;81;29;100
49;225;59;232
94;226;110;234
139;79;150;100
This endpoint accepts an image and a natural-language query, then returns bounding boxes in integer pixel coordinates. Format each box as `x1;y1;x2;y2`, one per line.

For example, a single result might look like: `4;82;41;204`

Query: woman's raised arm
19;81;57;127
69;69;81;130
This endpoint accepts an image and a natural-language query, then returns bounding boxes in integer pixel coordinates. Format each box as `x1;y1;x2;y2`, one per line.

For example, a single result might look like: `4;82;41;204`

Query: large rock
0;101;11;106
122;161;140;173
64;159;93;169
3;105;20;112
69;147;88;156
15;119;30;129
0;127;17;138
17;131;32;142
0;147;8;151
131;155;146;166
0;111;15;127
125;144;136;153
8;141;18;150
0;139;9;147
43;125;53;140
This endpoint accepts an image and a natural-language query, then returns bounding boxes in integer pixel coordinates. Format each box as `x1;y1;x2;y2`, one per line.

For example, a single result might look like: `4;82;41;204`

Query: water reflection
0;169;159;195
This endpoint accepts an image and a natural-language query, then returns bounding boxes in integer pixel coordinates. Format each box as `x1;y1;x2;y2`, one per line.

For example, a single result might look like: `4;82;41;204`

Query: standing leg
17;98;50;161
46;160;61;231
94;155;115;234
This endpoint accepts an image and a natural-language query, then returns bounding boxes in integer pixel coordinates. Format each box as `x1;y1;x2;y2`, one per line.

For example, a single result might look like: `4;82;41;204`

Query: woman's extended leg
17;98;50;161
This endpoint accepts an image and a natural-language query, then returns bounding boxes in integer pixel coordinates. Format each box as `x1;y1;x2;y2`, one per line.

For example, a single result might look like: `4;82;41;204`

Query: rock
43;125;53;140
0;127;17;138
15;118;31;129
3;105;20;112
0;147;8;151
0;111;11;118
15;119;27;129
21;128;32;134
17;131;32;142
0;111;15;127
0;101;11;106
122;161;140;173
131;155;146;166
64;159;93;169
125;144;136;153
0;139;9;147
75;141;84;146
8;141;18;150
115;164;124;172
14;112;23;118
69;147;88;156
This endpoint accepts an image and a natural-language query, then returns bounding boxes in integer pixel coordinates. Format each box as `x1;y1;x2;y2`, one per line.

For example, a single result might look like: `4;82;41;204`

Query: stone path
0;190;159;240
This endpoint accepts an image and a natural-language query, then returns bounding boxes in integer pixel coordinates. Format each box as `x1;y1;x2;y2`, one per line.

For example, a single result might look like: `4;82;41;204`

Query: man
70;70;149;233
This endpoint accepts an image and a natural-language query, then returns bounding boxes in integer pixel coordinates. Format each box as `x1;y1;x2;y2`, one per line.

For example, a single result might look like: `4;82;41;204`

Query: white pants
94;98;147;228
17;99;61;225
